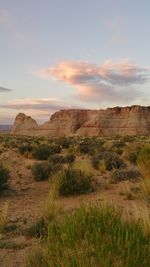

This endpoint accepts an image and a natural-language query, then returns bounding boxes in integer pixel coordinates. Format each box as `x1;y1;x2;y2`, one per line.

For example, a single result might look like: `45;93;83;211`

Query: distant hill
0;125;12;131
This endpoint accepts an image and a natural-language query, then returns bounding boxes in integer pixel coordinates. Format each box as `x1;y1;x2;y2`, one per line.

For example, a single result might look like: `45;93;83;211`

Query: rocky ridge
11;106;150;136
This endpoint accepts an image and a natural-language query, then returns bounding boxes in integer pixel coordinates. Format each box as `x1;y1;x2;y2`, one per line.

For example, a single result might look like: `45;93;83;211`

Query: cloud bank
39;59;150;103
0;98;80;123
0;86;12;92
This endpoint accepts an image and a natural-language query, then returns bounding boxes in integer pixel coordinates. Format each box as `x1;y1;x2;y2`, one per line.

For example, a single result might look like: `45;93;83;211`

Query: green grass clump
51;167;93;196
26;203;150;267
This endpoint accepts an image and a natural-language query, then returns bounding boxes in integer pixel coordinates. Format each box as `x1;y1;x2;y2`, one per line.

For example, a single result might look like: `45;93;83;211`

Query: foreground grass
26;203;150;267
0;202;8;237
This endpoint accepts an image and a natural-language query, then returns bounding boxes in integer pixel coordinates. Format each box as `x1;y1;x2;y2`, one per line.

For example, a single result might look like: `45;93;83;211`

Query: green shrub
65;154;76;164
32;144;62;160
32;145;51;160
79;138;104;155
49;154;66;164
54;168;93;196
56;137;73;148
0;163;9;194
91;155;101;169
104;152;126;170
49;154;76;165
92;152;125;171
19;143;33;155
31;162;62;181
112;169;141;182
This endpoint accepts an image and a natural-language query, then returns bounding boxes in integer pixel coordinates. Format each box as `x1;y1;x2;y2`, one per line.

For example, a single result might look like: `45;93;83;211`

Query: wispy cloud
0;98;80;123
0;98;77;111
0;86;12;92
37;59;150;103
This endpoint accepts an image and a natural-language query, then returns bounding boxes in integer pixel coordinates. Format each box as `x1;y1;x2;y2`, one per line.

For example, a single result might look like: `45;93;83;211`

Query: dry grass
98;160;106;174
72;158;94;176
41;175;62;222
0;202;9;237
139;178;150;204
136;147;150;203
122;182;134;200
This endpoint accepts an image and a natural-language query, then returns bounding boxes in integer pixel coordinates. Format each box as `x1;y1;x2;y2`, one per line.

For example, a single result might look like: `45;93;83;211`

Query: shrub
123;144;142;165
53;168;93;196
49;155;66;164
92;152;125;171
91;155;100;169
112;169;141;183
32;145;51;160
56;137;73;149
31;162;61;181
32;144;62;160
49;154;76;165
0;163;10;194
65;154;76;164
104;152;126;170
79;138;104;155
25;218;47;238
19;143;33;155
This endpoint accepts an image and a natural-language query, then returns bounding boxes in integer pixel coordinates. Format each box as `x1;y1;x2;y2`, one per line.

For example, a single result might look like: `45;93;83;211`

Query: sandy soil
0;150;148;267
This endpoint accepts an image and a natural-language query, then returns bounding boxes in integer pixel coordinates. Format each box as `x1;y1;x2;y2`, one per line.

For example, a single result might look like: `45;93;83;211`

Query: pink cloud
0;98;80;123
37;59;149;103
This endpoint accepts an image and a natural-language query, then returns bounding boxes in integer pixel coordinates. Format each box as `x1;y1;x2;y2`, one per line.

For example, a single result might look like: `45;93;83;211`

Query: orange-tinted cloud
0;98;80;123
38;59;149;103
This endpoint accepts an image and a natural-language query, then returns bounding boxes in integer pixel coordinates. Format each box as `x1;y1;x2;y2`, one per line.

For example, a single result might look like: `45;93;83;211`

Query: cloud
0;98;76;111
0;98;80;123
38;59;150;103
0;86;12;92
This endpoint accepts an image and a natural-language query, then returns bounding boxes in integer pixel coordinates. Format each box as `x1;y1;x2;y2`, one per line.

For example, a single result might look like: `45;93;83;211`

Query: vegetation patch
26;203;150;267
112;169;141;183
51;168;93;196
0;162;10;194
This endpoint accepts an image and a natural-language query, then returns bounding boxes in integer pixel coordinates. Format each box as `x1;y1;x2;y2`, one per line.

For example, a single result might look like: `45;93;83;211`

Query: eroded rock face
12;113;38;135
11;106;150;136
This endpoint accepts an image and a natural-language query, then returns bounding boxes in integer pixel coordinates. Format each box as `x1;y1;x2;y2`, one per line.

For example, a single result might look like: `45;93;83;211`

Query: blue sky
0;0;150;124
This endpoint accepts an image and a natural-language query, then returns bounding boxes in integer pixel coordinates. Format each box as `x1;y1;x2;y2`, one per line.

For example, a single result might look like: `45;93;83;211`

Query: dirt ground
0;150;148;267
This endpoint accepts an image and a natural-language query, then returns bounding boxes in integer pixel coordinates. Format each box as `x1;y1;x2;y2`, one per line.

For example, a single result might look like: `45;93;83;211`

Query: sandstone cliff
11;106;150;136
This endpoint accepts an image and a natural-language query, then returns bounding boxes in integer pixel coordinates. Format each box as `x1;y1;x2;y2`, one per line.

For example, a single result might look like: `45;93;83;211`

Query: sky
0;0;150;124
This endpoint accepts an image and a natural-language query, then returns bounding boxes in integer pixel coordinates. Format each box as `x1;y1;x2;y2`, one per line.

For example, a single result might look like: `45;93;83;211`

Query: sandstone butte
11;105;150;137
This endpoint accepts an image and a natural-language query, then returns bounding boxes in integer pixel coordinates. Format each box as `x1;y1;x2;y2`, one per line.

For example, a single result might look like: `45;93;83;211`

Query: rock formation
12;113;38;135
11;106;150;136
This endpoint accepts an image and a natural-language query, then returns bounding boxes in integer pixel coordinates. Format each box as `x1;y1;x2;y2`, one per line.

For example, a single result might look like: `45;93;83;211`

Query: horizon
1;104;150;126
0;0;150;124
